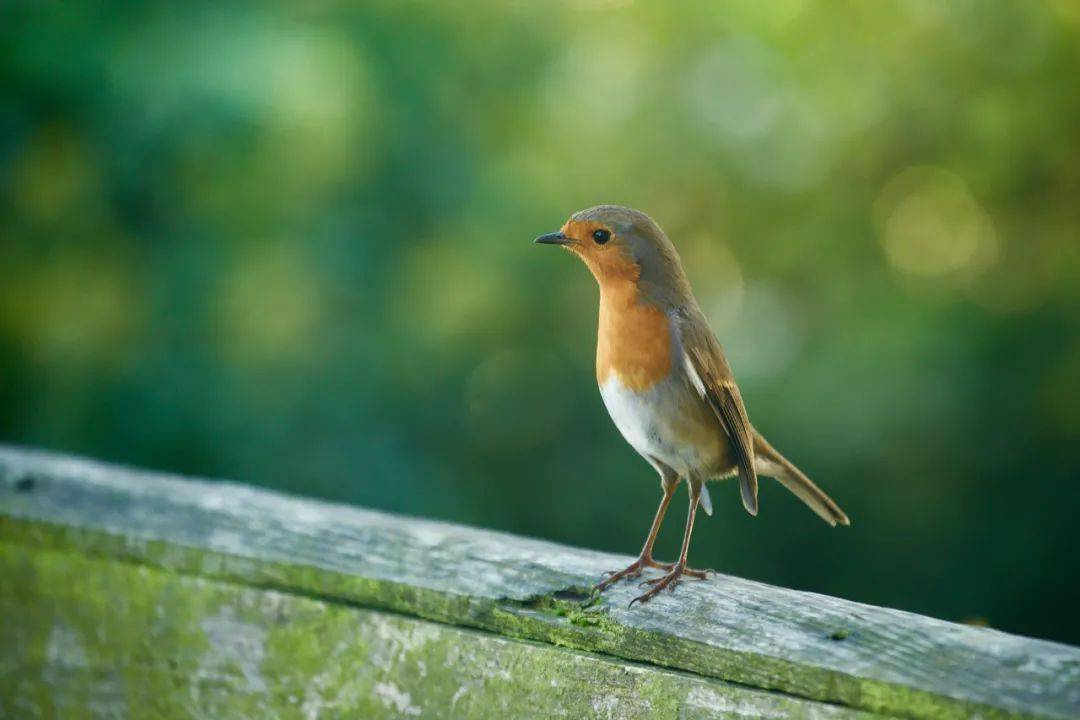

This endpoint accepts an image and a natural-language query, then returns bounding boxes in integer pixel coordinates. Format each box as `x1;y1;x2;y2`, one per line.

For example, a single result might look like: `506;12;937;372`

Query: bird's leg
631;479;707;606
595;481;677;593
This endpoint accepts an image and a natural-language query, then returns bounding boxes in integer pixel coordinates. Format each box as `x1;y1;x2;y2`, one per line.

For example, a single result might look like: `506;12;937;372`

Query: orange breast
596;280;672;392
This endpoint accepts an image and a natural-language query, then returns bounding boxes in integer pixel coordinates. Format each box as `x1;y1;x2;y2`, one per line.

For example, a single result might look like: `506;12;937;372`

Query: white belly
598;373;723;478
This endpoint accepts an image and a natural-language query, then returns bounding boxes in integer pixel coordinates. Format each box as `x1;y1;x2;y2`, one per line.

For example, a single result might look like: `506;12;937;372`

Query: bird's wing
674;307;759;516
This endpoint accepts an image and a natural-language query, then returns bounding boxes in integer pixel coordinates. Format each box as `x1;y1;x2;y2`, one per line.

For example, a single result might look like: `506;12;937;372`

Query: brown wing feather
678;308;759;516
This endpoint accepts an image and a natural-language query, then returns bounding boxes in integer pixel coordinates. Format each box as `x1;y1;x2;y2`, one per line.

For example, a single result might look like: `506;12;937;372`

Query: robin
535;205;849;606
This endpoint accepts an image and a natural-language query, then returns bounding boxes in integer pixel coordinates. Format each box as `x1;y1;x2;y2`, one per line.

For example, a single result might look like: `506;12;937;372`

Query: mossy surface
0;544;881;719
2;448;1078;719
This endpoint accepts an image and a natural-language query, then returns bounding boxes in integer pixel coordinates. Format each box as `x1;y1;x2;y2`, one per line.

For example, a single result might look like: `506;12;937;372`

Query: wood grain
1;446;1077;719
0;544;879;719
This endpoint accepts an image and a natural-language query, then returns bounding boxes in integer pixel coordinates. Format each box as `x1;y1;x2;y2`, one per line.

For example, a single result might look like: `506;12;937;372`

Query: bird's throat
596;281;673;392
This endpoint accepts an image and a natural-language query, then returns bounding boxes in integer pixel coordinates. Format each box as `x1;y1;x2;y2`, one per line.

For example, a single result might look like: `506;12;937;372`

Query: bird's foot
646;561;709;580
595;556;709;594
595;555;669;593
629;562;708;607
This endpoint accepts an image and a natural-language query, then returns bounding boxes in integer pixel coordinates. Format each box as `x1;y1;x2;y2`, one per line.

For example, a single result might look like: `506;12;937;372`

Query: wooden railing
1;446;1077;719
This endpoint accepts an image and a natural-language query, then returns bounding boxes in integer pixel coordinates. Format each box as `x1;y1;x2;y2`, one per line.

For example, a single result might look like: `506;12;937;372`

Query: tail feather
752;430;850;527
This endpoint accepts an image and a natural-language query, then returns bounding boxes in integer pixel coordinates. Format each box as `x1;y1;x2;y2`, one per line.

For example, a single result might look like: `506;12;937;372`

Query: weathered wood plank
0;447;1077;719
0;542;879;720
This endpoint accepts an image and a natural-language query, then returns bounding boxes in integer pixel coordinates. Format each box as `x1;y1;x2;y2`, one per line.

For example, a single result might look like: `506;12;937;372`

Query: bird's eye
592;229;611;245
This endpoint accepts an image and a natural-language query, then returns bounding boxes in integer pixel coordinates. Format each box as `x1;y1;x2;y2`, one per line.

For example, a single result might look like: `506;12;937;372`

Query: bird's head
535;205;691;303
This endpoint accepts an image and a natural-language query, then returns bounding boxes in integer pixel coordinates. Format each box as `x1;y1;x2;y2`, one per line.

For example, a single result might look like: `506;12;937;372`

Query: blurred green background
2;1;1079;644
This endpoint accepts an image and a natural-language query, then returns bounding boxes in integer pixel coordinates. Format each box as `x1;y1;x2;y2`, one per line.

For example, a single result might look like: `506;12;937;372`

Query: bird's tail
752;430;850;527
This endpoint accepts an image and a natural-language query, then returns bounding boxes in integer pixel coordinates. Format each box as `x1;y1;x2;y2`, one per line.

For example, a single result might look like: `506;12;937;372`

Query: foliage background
2;1;1078;643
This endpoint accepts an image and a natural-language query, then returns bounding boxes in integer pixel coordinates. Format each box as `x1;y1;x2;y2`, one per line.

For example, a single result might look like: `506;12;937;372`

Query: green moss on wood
2;448;1078;720
0;543;879;719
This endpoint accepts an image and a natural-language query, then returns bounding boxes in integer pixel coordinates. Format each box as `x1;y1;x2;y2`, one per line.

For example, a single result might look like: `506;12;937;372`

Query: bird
535;205;849;606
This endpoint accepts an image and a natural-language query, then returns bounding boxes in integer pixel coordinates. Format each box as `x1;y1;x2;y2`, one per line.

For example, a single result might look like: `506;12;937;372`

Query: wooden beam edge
2;540;891;720
1;447;1077;720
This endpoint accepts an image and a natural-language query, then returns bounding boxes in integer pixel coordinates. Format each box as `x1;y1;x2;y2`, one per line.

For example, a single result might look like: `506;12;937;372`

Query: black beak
534;231;571;246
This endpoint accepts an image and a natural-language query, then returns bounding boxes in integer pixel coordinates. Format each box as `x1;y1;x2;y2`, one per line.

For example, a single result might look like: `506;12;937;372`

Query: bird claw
626;562;710;606
640;567;709;586
598;558;710;597
643;560;711;579
630;570;680;605
594;559;645;593
641;573;675;588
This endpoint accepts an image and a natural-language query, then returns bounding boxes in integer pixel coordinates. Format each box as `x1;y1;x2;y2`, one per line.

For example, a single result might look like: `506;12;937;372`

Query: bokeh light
1;1;1078;644
876;166;998;280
